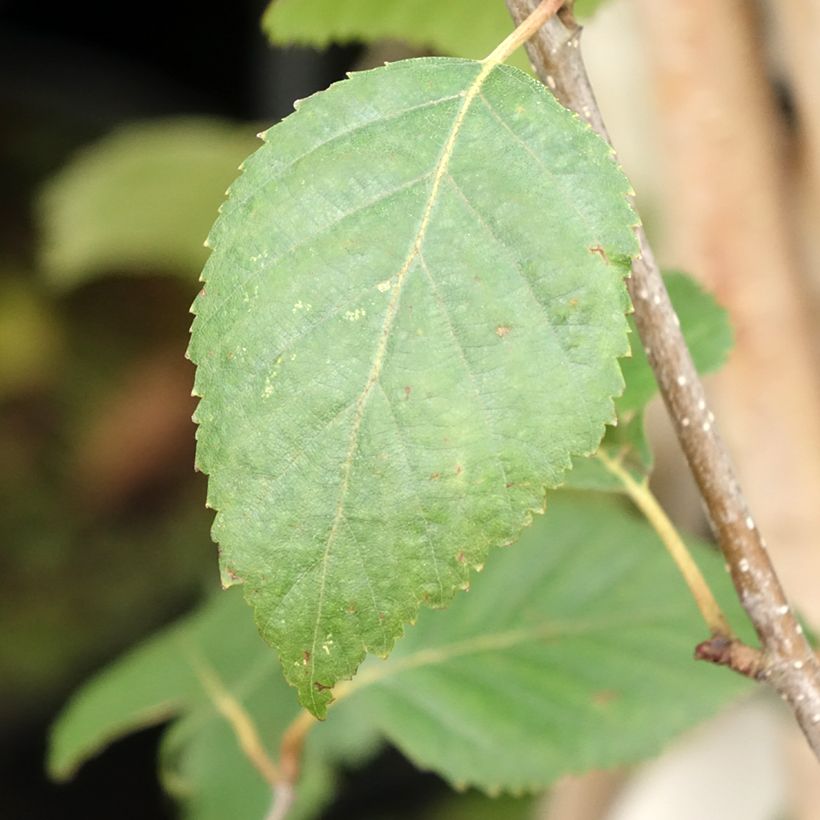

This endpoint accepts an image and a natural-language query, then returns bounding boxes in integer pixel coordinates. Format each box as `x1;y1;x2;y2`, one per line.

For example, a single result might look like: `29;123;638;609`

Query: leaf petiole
595;449;733;638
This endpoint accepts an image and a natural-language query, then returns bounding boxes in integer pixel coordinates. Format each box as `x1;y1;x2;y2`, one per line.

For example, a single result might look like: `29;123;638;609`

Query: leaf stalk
596;449;732;638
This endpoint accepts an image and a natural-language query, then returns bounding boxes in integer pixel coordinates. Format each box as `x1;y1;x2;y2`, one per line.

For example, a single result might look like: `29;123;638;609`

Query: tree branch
504;0;820;758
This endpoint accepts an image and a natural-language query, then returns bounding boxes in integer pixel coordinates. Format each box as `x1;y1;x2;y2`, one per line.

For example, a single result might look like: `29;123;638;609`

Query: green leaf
261;0;607;69
573;0;609;18
48;590;379;820
262;0;525;63
425;791;536;820
38;118;258;290
566;271;732;492
352;493;751;793
189;56;638;715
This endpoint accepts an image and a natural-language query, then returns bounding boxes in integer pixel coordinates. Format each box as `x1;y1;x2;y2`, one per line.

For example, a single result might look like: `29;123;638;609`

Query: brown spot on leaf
302;651;311;666
313;681;332;692
455;465;463;475
430;471;441;480
495;325;511;338
456;551;466;564
589;244;610;264
592;689;619;707
404;386;412;398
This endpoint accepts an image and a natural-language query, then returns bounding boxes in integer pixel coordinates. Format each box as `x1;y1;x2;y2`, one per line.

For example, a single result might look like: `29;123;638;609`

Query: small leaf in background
566;271;732;492
50;494;751;815
566;411;651;492
263;0;528;65
354;493;751;793
189;56;638;714
37;119;259;290
261;0;609;68
48;590;379;820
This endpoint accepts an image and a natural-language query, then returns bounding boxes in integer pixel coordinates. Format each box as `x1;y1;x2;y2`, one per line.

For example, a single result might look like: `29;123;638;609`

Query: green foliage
353;493;749;792
262;0;607;68
37;119;258;289
49;590;379;820
50;495;750;815
567;272;732;491
618;272;733;414
189;56;638;715
574;0;608;18
0;276;63;398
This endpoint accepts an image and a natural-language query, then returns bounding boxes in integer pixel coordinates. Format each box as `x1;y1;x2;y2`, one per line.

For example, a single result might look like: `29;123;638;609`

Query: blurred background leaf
37;119;259;290
262;0;608;59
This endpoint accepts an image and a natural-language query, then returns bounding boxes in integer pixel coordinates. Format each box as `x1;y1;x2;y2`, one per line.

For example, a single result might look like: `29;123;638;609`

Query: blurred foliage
37;119;259;290
567;271;734;492
262;0;607;65
0;276;63;399
51;495;752;817
1;117;260;720
0;3;744;817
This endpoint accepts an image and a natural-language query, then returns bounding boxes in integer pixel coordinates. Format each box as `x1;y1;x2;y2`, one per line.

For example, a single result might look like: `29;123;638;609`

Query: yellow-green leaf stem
596;449;732;638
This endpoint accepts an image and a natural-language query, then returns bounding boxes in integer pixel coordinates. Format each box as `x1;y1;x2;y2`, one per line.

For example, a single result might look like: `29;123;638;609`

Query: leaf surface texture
189;57;637;713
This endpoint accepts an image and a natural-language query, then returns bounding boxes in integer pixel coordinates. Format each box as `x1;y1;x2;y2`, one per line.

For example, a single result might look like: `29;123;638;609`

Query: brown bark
634;0;820;627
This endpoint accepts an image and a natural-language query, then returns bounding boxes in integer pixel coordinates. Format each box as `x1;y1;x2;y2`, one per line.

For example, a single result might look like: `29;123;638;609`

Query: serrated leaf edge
188;57;640;717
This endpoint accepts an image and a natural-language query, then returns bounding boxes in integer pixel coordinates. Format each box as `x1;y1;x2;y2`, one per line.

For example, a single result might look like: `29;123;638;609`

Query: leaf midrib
305;58;500;711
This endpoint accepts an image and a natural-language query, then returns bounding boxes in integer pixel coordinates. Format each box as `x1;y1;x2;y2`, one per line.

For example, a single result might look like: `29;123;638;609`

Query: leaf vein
197;170;434;331
417;251;515;519
306;61;498;709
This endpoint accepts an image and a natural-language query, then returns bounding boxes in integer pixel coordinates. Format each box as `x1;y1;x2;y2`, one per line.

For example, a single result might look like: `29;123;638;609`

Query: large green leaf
566;271;732;492
189;56;637;715
353;493;751;792
38;119;258;289
48;590;378;820
262;0;607;62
